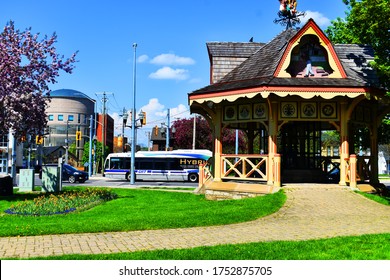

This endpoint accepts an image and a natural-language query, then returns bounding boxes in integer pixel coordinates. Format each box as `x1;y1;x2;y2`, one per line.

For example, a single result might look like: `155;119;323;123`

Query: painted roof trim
189;86;367;105
274;18;347;78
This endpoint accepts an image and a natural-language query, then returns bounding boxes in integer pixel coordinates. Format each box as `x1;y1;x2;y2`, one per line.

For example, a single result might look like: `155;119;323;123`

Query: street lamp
130;43;137;185
161;121;176;152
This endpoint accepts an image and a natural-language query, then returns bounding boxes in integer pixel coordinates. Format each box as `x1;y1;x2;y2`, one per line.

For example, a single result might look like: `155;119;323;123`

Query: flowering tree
0;21;77;142
172;116;247;152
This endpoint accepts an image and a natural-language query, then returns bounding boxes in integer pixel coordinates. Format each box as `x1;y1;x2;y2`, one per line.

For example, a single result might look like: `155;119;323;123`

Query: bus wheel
188;173;198;182
126;172;131;181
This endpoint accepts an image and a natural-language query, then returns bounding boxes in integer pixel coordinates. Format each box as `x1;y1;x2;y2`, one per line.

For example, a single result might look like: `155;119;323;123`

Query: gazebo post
339;101;349;186
213;107;223;182
268;101;279;186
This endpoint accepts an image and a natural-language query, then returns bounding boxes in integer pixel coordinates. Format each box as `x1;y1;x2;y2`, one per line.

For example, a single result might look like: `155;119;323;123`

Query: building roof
189;20;383;99
49;89;95;102
207;42;265;59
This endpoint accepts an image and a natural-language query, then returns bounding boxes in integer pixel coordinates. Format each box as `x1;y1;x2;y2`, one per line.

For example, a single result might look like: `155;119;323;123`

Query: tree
222;129;247;154
81;140;110;172
172;116;247;152
325;0;390;145
172;116;212;149
0;21;77;141
325;0;390;87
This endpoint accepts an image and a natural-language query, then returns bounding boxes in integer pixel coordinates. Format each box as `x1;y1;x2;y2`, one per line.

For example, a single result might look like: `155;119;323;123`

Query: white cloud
140;98;165;117
137;54;149;63
303;10;331;28
169;104;191;120
149;67;189;80
135;99;192;146
150;53;195;66
112;98;192;146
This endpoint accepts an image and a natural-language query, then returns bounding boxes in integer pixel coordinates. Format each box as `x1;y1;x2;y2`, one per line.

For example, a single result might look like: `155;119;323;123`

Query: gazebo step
203;180;280;200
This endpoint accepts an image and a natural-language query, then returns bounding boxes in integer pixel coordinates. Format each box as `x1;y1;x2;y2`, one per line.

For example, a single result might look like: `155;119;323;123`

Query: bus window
169;159;183;170
154;161;166;170
110;158;122;169
137;158;153;170
124;158;131;169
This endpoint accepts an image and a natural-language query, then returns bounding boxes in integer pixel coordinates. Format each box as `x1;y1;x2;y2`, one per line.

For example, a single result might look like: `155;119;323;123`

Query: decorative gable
275;18;347;79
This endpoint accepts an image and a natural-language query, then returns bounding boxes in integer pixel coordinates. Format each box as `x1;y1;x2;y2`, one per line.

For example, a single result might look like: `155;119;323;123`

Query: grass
20;233;390;260
0;187;286;237
359;192;390;206
1;187;389;260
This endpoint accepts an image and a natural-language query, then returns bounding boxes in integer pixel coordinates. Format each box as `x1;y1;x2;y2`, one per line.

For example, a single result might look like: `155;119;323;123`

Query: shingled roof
334;44;379;86
207;42;265;59
189;21;382;98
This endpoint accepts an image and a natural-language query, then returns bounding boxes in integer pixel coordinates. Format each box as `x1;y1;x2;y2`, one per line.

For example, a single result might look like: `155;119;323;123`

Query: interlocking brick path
1;184;389;259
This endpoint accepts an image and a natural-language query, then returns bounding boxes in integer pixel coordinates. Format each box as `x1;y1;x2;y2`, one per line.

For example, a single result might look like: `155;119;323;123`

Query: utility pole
121;107;128;152
65;120;69;163
192;114;196;150
88;115;93;177
96;91;113;173
101;92;106;173
166;109;170;151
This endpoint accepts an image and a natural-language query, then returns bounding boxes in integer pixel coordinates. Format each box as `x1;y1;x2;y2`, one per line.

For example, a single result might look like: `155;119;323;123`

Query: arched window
286;34;334;77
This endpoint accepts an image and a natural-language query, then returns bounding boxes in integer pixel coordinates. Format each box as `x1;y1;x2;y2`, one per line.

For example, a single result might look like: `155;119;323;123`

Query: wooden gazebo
189;19;388;199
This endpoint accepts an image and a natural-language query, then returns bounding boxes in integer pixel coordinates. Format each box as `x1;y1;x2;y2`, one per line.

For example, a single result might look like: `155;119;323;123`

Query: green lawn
0;187;286;237
23;233;390;260
2;187;390;260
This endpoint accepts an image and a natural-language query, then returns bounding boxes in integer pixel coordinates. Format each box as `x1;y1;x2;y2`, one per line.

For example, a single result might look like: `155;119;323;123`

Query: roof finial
274;0;306;30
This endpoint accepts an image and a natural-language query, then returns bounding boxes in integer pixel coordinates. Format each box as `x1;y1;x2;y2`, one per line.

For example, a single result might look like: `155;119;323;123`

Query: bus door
151;160;169;181
167;158;186;181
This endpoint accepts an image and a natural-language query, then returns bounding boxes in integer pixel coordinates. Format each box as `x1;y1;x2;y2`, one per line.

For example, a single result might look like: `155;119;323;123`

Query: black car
39;164;89;183
62;164;89;183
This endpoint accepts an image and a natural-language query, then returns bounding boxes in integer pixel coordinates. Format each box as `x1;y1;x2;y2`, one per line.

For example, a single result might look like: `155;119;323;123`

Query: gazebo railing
221;154;268;181
322;155;372;183
357;156;371;181
321;156;340;178
198;162;213;188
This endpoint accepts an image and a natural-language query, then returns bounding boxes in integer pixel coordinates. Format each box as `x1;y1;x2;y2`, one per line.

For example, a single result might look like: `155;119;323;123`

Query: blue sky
2;0;348;146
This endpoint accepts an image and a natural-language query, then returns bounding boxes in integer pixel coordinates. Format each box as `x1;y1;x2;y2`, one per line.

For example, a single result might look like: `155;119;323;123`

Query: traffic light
76;131;81;141
36;135;44;145
142;111;146;126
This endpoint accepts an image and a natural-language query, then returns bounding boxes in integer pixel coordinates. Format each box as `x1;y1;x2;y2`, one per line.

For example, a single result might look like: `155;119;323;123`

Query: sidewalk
1;184;390;259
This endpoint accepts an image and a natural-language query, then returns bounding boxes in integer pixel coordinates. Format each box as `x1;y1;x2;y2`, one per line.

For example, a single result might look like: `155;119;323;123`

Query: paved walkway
1;184;390;259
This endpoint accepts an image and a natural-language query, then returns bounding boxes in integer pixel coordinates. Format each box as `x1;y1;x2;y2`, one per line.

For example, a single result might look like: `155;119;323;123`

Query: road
15;174;390;190
16;174;198;189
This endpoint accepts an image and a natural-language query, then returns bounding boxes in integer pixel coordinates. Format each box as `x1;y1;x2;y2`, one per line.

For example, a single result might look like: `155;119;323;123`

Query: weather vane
274;0;306;30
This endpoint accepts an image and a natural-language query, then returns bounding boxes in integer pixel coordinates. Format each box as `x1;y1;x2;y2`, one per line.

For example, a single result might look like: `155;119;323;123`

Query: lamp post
130;43;137;185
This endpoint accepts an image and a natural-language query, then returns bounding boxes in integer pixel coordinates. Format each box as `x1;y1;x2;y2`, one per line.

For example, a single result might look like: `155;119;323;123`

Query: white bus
103;149;212;182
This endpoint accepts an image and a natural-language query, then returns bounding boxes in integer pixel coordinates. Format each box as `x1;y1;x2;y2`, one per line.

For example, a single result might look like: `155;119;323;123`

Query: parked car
327;168;340;183
39;164;89;183
62;164;89;183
